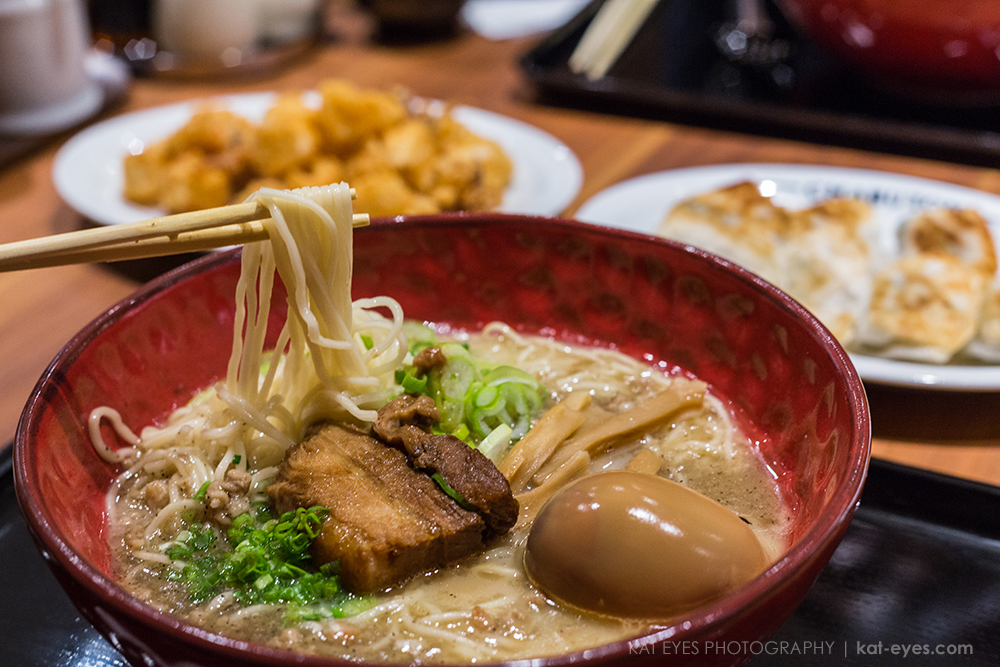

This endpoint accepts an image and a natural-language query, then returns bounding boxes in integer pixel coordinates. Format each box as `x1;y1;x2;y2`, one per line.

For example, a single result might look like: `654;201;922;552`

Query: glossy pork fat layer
268;396;517;593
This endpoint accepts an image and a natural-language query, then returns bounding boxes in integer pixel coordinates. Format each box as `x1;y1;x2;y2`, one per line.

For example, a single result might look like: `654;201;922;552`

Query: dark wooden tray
4;444;999;665
520;0;1000;168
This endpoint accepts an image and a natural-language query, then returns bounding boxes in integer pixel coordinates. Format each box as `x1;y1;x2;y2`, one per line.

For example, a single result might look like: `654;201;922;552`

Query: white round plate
52;92;583;226
575;163;1000;392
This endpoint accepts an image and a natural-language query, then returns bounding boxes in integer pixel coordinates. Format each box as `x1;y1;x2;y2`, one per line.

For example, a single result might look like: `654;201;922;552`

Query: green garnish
285;595;379;622
396;367;428;394
395;333;545;459
193;481;211;501
165;523;216;560
164;506;370;619
402;321;438;355
431;472;476;512
476;423;513;464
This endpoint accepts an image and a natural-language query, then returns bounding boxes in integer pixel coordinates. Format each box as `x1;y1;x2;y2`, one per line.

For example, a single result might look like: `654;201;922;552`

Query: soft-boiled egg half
524;470;769;619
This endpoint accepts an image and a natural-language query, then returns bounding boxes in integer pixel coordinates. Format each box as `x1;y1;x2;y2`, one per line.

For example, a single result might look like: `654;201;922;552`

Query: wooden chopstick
569;0;660;81
0;195;369;272
3;220;272;271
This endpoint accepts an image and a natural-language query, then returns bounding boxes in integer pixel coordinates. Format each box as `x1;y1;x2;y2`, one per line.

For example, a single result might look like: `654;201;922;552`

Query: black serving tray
520;0;1000;168
3;445;999;666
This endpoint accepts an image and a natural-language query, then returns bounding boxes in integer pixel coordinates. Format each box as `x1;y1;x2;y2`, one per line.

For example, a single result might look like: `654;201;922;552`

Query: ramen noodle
93;183;792;663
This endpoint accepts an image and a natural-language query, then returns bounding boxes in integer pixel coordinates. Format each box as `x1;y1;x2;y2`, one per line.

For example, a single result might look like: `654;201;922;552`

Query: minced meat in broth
108;327;791;664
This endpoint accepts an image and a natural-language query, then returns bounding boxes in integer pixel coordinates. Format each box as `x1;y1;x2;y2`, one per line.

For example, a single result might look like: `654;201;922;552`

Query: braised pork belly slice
373;394;519;538
268;422;486;593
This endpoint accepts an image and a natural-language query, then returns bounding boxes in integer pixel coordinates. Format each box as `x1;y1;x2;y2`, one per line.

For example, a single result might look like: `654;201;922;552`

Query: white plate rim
52;92;583;226
575;162;1000;392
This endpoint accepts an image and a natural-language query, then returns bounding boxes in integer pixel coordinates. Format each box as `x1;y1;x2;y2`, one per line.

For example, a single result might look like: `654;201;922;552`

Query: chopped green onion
391;328;545;456
431;472;477;511
259;351;273;377
164;505;362;621
395;367;428;394
478;423;513;465
193;481;211;501
285;595;376;622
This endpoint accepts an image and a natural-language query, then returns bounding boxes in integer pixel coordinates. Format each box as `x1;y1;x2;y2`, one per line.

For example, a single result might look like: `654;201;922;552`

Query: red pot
776;0;1000;103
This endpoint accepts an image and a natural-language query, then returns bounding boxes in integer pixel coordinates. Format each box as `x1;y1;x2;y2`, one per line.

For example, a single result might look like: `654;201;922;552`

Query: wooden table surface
3;6;1000;487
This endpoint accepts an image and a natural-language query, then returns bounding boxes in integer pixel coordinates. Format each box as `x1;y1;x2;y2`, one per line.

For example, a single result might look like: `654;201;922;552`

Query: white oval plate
576;163;1000;392
52;92;583;226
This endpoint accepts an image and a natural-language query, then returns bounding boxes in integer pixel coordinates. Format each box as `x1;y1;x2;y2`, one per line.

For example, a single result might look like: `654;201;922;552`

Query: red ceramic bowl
776;0;1000;103
14;214;870;667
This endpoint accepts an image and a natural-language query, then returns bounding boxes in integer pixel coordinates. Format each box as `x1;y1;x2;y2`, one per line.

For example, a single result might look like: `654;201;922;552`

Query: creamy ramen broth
107;323;791;664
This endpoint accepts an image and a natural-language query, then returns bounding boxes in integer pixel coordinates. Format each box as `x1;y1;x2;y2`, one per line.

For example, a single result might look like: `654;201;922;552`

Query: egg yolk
523;470;769;619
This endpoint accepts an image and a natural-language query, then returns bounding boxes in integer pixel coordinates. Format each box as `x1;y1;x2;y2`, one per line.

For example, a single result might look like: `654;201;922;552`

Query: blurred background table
2;0;1000;490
